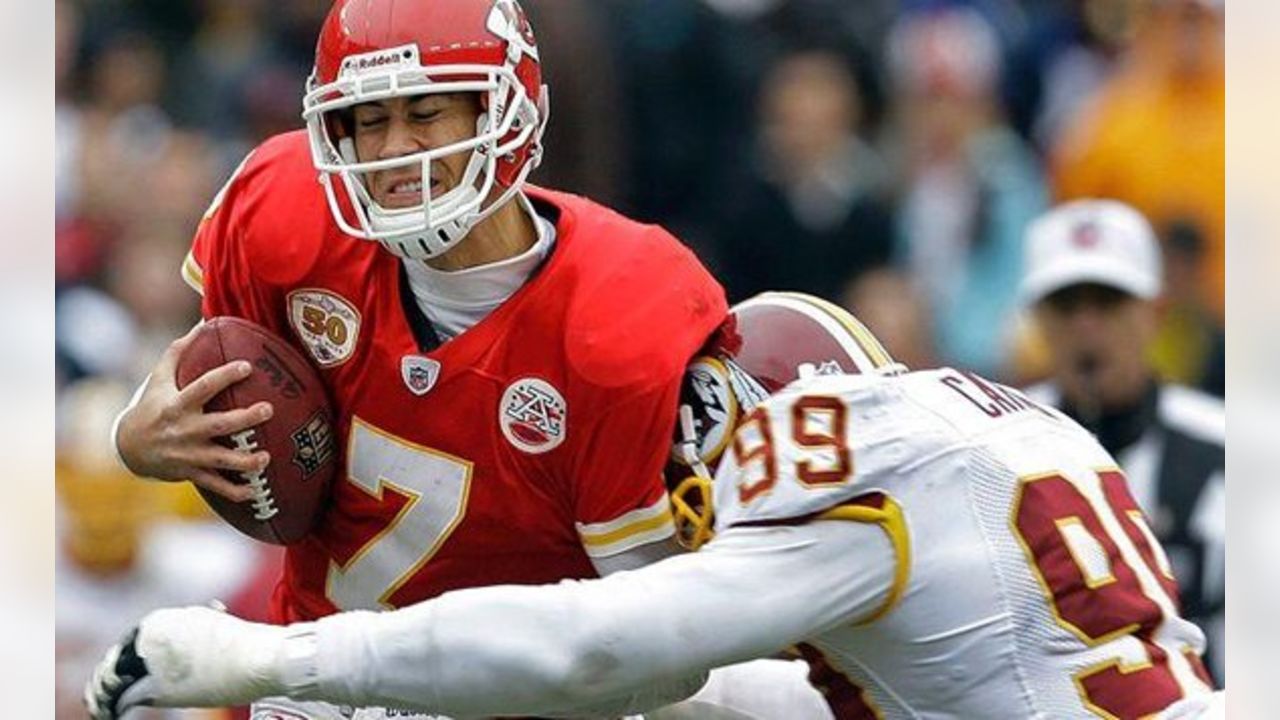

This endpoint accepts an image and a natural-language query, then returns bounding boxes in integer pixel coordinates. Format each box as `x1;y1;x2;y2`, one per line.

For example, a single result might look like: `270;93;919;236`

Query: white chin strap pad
338;137;358;165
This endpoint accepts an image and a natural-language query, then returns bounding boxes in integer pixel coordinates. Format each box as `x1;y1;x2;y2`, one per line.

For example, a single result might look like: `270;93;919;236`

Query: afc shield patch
291;412;336;479
499;377;567;454
287;289;360;367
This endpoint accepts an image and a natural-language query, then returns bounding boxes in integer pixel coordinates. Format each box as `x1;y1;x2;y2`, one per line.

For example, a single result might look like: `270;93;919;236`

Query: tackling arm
304;520;894;717
86;519;895;719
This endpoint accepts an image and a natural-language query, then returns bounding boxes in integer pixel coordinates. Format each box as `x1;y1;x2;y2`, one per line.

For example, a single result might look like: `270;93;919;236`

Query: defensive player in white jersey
87;293;1220;720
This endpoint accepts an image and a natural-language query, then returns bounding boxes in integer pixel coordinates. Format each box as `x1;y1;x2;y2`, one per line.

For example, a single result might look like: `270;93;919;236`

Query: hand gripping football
175;317;336;544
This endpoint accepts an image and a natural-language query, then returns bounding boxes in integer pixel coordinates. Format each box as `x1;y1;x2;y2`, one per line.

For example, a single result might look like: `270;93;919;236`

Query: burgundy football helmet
667;291;903;548
303;0;548;260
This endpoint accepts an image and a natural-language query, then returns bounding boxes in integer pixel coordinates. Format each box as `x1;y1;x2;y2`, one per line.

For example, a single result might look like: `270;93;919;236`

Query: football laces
229;428;279;520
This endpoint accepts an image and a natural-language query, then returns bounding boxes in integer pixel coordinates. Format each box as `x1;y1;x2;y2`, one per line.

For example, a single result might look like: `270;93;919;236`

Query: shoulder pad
211;131;332;288
552;205;726;390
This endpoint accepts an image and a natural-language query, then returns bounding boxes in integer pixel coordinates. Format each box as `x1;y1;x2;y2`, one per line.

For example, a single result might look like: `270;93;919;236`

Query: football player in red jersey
104;1;764;718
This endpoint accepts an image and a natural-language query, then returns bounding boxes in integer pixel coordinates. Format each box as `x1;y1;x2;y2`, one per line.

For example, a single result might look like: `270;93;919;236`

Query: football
175;316;337;545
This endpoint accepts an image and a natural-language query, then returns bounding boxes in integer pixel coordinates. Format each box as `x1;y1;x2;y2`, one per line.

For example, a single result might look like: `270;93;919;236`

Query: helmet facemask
303;43;546;261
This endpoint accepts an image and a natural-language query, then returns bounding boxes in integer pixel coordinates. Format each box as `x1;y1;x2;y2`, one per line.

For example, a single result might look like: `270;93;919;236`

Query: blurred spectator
168;0;294;144
603;0;898;242
137;130;226;228
1006;0;1145;149
841;267;938;370
55;283;137;383
58;26;169;286
57;132;213;385
523;1;629;206
885;5;1046;377
55;0;104;293
602;0;761;232
56;0;83;220
1149;220;1225;394
104;220;205;375
1051;0;1224;319
268;0;334;63
713;48;894;303
1020;199;1225;683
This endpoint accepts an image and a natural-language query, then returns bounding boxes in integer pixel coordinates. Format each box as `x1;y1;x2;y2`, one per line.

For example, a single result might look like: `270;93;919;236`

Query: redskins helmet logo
674;357;738;470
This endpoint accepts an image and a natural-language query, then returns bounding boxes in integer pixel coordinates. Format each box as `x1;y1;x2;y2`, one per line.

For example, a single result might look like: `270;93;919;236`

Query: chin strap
669;405;718;551
337;136;358;165
675;404;713;481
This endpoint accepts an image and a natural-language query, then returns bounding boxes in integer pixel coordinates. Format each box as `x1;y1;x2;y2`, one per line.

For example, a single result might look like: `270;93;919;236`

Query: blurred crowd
53;0;1224;716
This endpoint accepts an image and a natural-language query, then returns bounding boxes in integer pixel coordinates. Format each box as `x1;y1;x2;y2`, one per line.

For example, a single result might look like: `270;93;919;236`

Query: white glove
83;606;303;718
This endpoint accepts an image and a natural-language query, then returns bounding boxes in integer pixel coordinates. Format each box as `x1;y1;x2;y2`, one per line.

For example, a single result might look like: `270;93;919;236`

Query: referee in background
1020;199;1226;684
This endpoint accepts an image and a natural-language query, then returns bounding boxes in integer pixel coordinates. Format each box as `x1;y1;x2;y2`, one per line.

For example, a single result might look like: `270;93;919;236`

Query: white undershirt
402;194;556;341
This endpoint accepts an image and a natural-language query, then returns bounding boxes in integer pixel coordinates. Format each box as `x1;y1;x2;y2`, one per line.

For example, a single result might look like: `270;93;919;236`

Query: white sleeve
300;519;896;718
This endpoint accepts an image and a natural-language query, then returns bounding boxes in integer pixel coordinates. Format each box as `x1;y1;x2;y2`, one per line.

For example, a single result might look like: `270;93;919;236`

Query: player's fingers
154;323;203;374
187;468;257;503
178;360;254;408
198;402;273;438
198;445;271;477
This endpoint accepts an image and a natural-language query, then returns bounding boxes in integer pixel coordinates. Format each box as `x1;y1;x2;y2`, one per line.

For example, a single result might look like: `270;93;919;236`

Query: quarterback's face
1035;283;1158;410
350;93;482;209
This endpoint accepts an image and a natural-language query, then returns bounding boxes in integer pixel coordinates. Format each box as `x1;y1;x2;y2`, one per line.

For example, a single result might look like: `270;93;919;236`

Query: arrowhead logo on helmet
487;0;539;62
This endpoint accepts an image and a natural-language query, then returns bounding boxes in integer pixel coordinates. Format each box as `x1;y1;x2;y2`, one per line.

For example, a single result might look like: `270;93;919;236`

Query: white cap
1020;199;1163;305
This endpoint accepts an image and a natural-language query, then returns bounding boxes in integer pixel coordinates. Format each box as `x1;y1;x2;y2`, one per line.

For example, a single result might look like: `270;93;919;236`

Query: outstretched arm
87;520;894;719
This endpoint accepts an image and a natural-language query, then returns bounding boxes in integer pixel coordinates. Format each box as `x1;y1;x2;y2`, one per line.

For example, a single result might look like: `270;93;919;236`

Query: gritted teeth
391;179;424;193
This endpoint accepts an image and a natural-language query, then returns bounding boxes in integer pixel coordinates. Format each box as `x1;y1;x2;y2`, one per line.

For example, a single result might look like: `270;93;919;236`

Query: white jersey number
326;418;473;610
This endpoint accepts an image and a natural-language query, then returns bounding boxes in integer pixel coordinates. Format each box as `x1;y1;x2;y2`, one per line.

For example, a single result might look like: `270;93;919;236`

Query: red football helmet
667;291;903;549
303;0;548;260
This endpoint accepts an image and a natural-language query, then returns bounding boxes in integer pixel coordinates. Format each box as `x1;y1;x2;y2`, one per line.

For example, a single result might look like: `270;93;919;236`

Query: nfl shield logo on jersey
499;377;567;453
291;411;336;478
401;355;441;396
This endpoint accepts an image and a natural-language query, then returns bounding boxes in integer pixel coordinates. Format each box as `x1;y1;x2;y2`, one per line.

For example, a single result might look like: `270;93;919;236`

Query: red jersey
184;131;727;621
